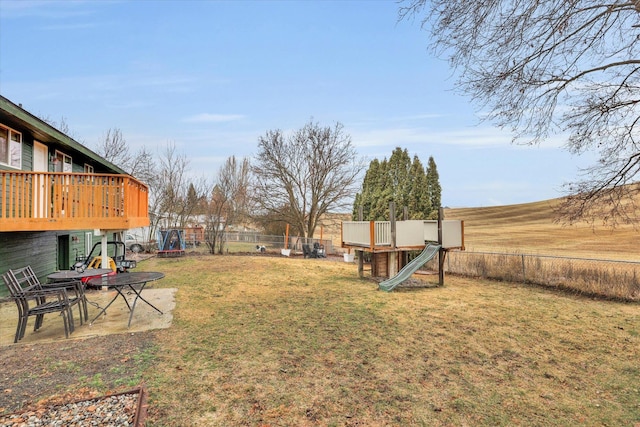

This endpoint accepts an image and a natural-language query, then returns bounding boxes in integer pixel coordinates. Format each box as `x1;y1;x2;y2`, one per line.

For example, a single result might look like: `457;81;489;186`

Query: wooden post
99;230;109;291
402;206;409;267
358;206;364;278
284;223;289;249
390;202;396;249
389;202;397;278
438;207;445;286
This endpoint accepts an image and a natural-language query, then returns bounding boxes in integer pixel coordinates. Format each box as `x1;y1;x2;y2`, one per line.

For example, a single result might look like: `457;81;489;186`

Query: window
0;124;22;169
85;232;93;257
54;151;72;172
84;163;94;173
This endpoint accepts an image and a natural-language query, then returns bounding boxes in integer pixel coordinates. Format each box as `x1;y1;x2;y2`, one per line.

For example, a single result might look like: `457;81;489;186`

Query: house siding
0;231;58;297
0;229;114;298
22;137;33;172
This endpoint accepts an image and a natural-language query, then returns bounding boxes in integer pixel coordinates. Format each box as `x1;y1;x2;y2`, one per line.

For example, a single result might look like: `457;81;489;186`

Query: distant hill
446;199;640;261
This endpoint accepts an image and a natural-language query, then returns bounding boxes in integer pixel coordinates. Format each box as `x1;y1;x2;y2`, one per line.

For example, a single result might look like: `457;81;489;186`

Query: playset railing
342;219;464;250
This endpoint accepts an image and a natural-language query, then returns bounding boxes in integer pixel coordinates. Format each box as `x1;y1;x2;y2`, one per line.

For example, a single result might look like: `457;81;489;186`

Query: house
0;95;149;295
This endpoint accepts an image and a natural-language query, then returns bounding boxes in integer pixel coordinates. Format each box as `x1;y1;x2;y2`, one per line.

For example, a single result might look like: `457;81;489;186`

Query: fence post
522;254;526;283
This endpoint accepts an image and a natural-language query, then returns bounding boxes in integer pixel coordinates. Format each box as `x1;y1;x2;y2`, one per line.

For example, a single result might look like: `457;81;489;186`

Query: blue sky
0;0;594;208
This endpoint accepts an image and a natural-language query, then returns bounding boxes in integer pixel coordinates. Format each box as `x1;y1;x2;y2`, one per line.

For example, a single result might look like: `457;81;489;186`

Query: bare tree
155;143;199;229
252;120;363;238
400;1;640;226
136;147;162;245
95;128;131;171
203;156;252;254
39;115;81;140
95;128;158;181
128;146;156;182
94;129;165;241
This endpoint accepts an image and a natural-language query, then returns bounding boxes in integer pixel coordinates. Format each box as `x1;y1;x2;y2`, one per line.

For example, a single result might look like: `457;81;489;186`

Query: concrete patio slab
0;287;177;346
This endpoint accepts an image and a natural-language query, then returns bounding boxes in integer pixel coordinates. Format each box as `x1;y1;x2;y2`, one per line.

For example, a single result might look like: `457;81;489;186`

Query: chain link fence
423;251;640;300
222;231;335;255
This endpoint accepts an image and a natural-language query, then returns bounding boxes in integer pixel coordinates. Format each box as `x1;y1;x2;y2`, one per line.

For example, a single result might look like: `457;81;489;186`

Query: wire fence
221;231;335;255
423;250;640;300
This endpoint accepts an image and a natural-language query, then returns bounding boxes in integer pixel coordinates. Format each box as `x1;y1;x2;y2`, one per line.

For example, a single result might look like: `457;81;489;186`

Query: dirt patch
0;285;176;416
0;331;159;415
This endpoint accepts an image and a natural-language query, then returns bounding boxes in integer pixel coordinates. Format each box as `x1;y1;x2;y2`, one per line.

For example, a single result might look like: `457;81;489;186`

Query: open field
143;256;639;425
2;201;639;425
445;199;640;261
1;254;638;425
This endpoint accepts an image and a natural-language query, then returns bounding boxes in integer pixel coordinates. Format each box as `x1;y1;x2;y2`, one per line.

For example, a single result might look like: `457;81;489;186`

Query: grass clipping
143;255;639;426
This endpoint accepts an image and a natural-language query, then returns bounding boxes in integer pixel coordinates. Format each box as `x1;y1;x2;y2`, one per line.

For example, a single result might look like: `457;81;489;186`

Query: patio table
87;272;165;327
47;268;114;282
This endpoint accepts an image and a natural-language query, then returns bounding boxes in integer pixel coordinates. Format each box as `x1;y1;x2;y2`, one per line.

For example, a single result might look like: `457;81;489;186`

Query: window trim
0;123;23;169
54;150;72;173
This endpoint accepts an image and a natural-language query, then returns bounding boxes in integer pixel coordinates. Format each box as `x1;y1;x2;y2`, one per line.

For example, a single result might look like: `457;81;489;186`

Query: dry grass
435;250;640;300
445;199;640;261
442;198;640;299
138;255;639;426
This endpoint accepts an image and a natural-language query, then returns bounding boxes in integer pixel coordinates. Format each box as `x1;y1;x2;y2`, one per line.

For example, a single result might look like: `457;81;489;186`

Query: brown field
2;250;638;426
141;256;639;426
445;199;640;261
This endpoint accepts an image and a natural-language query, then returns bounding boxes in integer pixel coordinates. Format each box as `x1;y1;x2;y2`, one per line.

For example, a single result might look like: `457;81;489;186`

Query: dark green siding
0;231;63;297
22;135;33;171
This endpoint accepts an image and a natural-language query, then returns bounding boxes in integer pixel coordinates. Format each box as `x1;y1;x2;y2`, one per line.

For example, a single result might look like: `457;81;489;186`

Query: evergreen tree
352;158;381;220
353;148;440;220
408;156;431;219
186;183;201;215
371;158;395;220
426;156;441;219
387;147;412;213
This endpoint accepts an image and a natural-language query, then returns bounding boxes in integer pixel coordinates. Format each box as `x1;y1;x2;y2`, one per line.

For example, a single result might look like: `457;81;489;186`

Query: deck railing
342;221;392;248
342;219;464;250
0;171;149;232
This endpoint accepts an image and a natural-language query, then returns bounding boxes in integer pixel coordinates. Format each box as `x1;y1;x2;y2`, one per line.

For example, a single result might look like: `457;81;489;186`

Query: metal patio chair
25;266;88;325
2;268;79;343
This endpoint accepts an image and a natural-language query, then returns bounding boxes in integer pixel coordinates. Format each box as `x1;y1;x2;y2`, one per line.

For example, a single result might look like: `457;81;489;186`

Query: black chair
26;266;88;325
2;269;75;343
313;242;326;258
302;244;318;258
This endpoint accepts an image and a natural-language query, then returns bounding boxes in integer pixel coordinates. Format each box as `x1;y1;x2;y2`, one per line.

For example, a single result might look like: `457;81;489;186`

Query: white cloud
40;22;100;31
182;113;245;123
0;0;103;20
350;124;570;150
350;126;508;149
390;113;446;121
3;73;198;106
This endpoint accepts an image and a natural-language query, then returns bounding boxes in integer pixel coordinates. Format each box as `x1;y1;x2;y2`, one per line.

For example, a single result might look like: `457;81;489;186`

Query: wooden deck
341;220;464;252
0;171;149;232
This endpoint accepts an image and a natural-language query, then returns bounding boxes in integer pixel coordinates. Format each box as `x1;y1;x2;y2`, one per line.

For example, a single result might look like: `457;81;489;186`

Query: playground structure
341;207;464;291
157;229;186;257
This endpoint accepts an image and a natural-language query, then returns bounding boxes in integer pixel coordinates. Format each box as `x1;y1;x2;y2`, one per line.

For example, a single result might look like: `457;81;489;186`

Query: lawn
138;254;639;426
